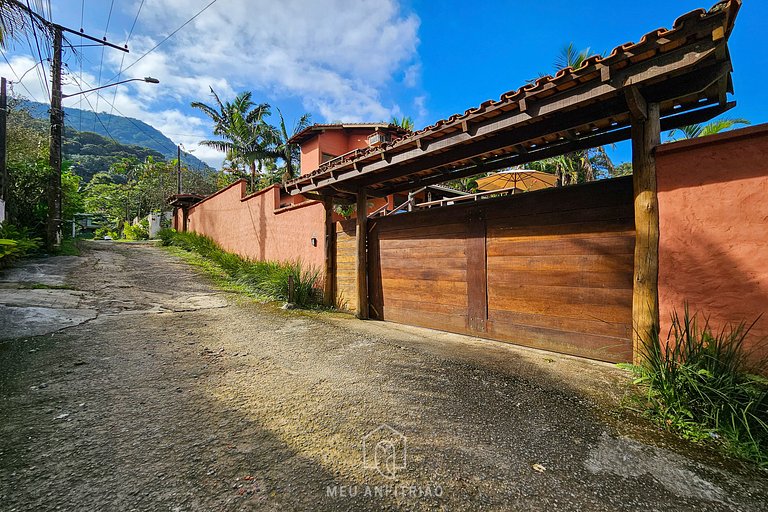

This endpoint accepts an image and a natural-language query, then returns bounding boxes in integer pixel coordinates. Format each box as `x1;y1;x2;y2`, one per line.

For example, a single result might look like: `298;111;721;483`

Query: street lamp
62;77;160;98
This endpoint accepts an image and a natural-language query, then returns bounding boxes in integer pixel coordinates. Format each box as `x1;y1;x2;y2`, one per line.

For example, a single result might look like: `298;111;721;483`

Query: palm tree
390;115;414;131
554;43;593;71
668;118;750;140
0;0;47;49
529;43;614;185
263;108;311;183
192;88;272;190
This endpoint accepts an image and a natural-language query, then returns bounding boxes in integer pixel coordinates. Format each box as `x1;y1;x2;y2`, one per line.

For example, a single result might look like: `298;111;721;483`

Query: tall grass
624;305;768;467
158;228;323;307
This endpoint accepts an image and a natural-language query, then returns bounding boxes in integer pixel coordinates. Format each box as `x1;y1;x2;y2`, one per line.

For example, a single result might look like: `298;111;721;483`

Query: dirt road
1;241;766;511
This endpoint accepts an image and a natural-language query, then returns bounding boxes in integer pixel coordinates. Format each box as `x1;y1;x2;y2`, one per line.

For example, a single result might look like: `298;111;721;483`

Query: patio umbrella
475;170;558;193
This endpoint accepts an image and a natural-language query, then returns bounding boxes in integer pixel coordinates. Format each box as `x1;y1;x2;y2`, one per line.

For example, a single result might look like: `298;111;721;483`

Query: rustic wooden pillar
629;91;661;363
355;189;369;319
323;196;335;307
466;207;488;333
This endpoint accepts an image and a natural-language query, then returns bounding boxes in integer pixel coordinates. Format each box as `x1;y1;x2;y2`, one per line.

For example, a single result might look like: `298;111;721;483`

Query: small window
322;153;337;163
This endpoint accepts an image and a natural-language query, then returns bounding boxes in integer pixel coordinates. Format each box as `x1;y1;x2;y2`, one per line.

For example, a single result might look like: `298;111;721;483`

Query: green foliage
64;127;166;182
93;226;118;240
390;116;414;131
159;229;322;307
0;223;42;268
123;220;150;241
191;88;310;190
20;100;212;172
5;101;83;237
623;306;768;467
668;118;751;141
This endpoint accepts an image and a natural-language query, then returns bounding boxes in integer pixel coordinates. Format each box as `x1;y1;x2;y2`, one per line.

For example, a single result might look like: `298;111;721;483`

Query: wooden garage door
368;176;635;362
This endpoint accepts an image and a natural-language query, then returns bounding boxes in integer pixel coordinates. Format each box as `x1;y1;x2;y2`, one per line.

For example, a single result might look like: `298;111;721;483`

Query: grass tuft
158;228;323;308
622;305;768;467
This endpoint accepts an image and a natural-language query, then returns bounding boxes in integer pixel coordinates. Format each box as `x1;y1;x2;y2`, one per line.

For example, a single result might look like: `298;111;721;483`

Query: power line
68;69;179;156
24;0;50;100
0;50;41;101
106;0;218;83
79;0;85;130
107;0;145;127
64;70;119;144
93;0;115;128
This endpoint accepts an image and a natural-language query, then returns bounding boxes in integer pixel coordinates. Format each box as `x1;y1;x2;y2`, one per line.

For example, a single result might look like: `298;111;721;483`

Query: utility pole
1;77;7;204
10;0;130;250
46;25;62;250
177;145;182;194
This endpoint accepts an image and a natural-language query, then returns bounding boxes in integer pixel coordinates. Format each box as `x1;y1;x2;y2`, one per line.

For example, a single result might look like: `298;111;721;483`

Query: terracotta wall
657;124;768;356
300;137;320;176
184;180;326;270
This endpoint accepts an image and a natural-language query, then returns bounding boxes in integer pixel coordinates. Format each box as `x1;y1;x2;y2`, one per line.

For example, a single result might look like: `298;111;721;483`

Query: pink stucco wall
184;180;326;270
657;124;768;357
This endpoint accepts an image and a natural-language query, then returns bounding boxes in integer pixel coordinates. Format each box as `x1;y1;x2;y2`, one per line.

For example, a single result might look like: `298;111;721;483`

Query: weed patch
621;306;768;467
159;228;323;308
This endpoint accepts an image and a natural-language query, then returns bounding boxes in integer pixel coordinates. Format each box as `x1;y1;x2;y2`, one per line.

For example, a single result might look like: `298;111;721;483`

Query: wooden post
323;196;335;307
629;92;661;364
355;189;369;319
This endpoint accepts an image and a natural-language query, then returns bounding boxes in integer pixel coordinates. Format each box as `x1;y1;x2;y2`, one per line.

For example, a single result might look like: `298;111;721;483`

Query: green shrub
123;220;149;241
93;225;119;240
0;223;42;268
160;229;322;307
623;306;768;466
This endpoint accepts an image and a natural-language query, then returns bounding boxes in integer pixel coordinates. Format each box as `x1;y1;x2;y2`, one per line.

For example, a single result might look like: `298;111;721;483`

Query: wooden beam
631;99;661;364
376;100;731;197
291;38;722;195
625;86;648;121
323;196;335;307
355;189;369;319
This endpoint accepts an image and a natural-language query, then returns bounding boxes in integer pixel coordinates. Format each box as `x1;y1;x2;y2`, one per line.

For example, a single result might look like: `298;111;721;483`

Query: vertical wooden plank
466;206;488;332
367;220;383;319
356;189;369;319
631;101;661;363
323;196;335;306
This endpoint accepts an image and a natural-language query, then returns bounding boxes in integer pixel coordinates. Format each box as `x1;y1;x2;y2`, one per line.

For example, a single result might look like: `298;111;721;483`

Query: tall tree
668;118;750;140
192;88;271;190
264;108;311;183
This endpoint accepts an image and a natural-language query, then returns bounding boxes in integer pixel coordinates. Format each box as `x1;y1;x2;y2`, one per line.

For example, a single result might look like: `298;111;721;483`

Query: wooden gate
366;177;635;362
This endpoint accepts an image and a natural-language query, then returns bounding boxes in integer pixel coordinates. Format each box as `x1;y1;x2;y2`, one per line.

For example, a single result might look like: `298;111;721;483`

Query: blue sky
1;0;764;167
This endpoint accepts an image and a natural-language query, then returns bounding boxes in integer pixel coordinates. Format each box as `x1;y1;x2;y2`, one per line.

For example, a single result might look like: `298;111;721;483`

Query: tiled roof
287;123;408;145
285;0;740;197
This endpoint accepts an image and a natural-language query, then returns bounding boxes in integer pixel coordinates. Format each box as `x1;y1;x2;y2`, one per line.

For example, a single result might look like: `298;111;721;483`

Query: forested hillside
20;100;211;171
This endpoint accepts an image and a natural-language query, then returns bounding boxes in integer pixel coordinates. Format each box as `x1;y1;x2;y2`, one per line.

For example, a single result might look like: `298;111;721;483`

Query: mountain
63;127;167;182
20;100;212;172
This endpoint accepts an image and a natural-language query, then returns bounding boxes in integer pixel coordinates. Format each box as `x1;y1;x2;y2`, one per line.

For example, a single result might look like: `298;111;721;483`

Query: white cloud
126;0;420;121
0;55;50;103
5;1;422;169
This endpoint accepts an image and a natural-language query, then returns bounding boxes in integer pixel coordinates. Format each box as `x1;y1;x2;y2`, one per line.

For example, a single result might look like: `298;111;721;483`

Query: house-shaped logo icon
362;424;407;479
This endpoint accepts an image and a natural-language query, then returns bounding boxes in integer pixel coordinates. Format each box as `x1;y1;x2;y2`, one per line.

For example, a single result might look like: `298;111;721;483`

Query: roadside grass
56;238;81;256
158;228;324;308
621;306;768;468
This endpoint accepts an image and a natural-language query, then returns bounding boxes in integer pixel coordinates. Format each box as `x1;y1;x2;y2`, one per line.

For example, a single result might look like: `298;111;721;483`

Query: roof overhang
167;193;205;208
285;0;741;201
